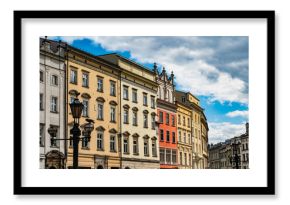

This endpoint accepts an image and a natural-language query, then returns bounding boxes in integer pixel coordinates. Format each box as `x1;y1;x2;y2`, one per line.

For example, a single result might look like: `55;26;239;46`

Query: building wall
39;39;66;169
155;66;178;169
66;50;121;169
208;123;249;169
176;102;192;169
118;58;160;169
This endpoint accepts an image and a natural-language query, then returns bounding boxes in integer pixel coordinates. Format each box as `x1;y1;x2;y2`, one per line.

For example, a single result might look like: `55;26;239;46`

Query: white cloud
226;110;248;118
54;36;248;104
208;122;247;144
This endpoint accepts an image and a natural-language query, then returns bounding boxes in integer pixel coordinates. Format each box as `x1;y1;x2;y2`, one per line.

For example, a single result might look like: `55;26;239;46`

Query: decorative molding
81;93;91;99
96;126;105;131
96;97;105;102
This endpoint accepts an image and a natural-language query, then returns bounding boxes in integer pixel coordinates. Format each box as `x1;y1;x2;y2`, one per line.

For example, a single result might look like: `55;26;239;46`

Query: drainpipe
64;43;69;168
119;68;122;169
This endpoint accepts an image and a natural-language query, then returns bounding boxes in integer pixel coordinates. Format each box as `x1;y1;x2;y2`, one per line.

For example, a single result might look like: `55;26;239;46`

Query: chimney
246;122;249;135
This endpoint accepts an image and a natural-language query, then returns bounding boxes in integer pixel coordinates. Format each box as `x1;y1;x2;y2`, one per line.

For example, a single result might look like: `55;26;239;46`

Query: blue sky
50;36;249;144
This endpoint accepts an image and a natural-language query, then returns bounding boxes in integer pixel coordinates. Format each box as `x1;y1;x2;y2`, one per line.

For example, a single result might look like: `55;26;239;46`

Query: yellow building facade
176;102;193;169
175;91;209;169
66;47;122;169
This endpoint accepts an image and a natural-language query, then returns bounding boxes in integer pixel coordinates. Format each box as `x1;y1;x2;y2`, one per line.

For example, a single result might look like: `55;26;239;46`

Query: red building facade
154;64;178;169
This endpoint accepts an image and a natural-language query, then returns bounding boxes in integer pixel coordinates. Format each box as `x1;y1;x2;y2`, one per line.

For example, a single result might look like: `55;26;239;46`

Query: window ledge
81;147;90;150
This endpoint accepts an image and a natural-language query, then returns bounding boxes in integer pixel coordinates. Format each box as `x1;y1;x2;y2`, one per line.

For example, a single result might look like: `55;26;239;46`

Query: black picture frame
14;10;275;195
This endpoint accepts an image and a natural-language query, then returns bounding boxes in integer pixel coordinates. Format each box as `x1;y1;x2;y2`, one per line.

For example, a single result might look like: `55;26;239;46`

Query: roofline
175;90;200;102
99;53;155;75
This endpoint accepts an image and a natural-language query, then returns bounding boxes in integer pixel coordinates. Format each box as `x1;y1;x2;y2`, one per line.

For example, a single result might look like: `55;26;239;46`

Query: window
70;70;77;84
82;72;89;87
123;137;129;153
143;93;148;106
182;96;186;102
198;130;201;139
97;77;103;92
110;135;116;152
97;132;103;150
143;113;148;128
151;115;155;129
160;129;164;141
166;113;169;125
184;153;187;166
152;140;157;157
172;132;176;143
183;116;185;126
195;129;198;138
82;135;89;148
97;103;104;120
159;111;163;123
172;116;175;126
178;131;181;142
183;132;186;143
132;89;138;103
160;148;165;163
180;152;183;165
166;149;171;164
187;118;190;127
40;71;44;82
151;96;155;108
166;131;170;142
82;100;89;117
110;81;116;96
133;111;138;126
51;75;58;86
40;93;44;110
40;124;44;147
110;106;116;122
172;150;177;164
124;109;129;124
50;96;57;112
178;114;181;125
144;140;149;156
123;86;129;100
188;134;191;144
133;138;138;154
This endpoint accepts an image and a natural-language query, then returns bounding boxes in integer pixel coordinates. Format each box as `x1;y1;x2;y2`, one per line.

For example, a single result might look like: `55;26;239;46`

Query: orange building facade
154;64;178;169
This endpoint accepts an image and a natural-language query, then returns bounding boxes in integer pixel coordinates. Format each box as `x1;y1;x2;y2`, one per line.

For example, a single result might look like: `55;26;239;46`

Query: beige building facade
99;54;160;169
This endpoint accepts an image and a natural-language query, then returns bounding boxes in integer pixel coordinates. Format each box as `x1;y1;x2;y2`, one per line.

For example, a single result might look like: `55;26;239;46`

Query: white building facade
39;38;66;169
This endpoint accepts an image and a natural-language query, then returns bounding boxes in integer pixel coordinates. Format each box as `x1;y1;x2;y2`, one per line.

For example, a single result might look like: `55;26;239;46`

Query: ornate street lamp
231;138;241;169
82;119;95;142
47;92;94;169
69;92;84;169
48;126;58;147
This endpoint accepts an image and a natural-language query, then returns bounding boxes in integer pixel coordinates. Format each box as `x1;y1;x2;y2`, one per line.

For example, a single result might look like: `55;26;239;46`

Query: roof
97;53;155;75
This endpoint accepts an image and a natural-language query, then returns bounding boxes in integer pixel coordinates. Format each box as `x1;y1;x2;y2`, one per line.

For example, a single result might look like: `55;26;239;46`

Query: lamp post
47;93;94;169
231;139;241;169
69;94;83;169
